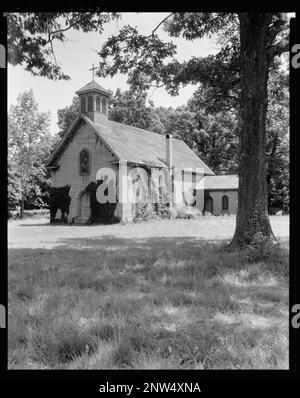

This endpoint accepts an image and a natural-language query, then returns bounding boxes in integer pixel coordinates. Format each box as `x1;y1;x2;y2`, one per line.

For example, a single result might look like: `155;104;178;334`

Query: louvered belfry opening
75;80;110;123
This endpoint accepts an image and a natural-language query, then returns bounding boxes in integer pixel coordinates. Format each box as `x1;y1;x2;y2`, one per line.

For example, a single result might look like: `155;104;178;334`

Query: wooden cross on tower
89;63;98;81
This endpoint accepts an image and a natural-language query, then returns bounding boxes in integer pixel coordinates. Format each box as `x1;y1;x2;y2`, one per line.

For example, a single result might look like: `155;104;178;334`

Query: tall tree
155;105;238;173
96;12;289;246
57;96;80;138
8;90;53;216
232;14;288;246
110;88;165;133
189;57;289;208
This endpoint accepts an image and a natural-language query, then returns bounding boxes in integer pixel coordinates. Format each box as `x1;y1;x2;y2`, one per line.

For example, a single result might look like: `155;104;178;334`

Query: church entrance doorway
79;191;91;223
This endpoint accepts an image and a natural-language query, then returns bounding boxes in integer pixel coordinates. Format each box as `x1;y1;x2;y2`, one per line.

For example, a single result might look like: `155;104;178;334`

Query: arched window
79;149;90;175
96;96;101;111
204;196;213;214
222;195;229;211
80;97;86;113
102;97;107;114
88;95;93;112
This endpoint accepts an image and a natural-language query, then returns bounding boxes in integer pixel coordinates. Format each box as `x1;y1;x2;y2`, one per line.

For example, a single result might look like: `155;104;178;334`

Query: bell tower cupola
75;65;110;123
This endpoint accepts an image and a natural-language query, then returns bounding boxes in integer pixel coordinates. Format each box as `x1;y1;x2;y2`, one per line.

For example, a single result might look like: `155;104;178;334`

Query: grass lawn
8;216;289;369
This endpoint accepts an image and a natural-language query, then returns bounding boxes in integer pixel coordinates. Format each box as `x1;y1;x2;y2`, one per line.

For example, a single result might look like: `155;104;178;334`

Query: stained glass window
80;149;90;175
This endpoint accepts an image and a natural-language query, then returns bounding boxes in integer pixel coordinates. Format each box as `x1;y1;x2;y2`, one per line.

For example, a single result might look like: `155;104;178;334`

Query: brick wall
206;190;238;215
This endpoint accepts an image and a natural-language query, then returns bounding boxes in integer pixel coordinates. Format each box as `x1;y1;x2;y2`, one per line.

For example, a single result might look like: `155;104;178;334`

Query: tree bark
266;131;279;209
231;13;275;247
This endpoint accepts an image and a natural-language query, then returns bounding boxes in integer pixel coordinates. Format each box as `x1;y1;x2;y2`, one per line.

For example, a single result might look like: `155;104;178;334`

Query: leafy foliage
7;12;119;80
8;90;55;215
110;88;165;134
57;96;80;139
8;162;21;215
266;66;289;213
97;13;286;99
155;105;238;173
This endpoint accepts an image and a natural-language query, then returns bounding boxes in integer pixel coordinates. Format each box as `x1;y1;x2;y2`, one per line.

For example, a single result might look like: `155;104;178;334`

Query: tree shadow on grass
8;236;230;279
57;235;230;251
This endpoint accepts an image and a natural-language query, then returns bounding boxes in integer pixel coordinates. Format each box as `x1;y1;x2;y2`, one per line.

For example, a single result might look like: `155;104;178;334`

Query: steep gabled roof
47;115;215;175
203;174;238;190
75;80;110;96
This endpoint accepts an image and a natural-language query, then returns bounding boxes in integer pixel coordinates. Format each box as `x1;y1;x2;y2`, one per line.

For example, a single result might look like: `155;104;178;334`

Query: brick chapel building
46;79;238;224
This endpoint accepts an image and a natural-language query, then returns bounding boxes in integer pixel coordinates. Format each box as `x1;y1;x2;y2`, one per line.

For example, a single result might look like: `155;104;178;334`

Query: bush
24;209;49;217
9;209;50;219
134;203;155;222
154;203;176;219
134;203;175;222
176;205;202;219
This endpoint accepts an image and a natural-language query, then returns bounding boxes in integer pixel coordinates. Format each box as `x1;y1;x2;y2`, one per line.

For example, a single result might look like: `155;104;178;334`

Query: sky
7;13;220;135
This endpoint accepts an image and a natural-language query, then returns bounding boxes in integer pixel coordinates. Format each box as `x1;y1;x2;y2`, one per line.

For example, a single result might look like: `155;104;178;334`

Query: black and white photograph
1;8;298;381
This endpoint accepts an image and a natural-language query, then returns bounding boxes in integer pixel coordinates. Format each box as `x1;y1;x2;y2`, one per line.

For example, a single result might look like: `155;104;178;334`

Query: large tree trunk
232;13;274;247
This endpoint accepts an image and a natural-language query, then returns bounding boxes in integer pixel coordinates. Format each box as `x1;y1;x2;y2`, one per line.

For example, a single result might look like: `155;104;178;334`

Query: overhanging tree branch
46;21;78;44
151;13;175;36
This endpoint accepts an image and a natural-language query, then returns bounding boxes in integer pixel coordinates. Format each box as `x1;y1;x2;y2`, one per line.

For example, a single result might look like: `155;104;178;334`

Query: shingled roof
203;174;238;190
47;115;215;175
75;80;111;96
